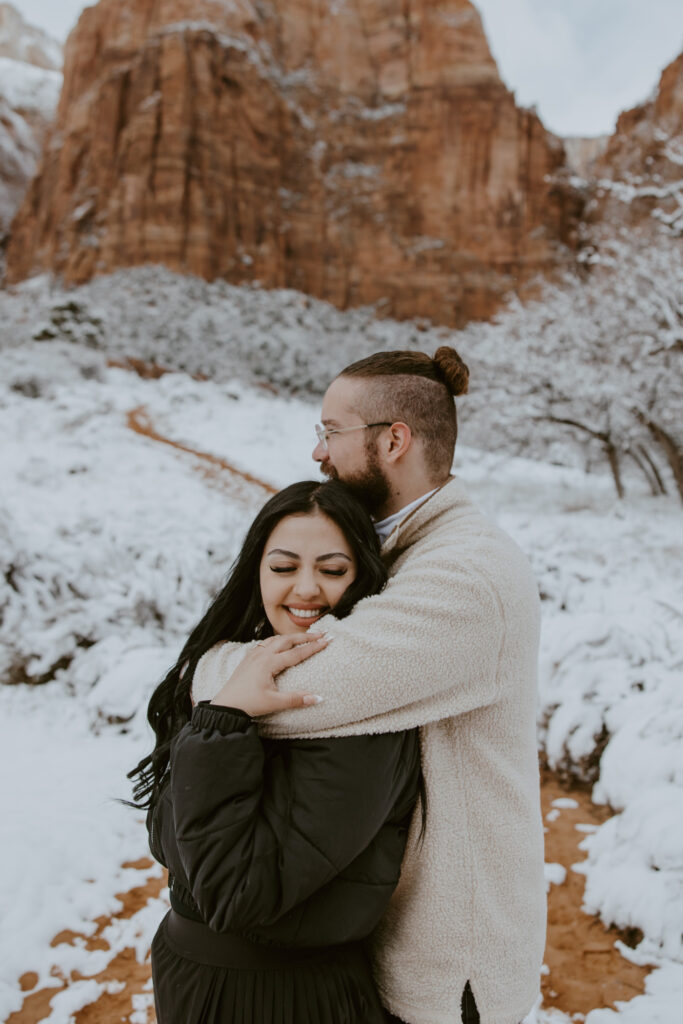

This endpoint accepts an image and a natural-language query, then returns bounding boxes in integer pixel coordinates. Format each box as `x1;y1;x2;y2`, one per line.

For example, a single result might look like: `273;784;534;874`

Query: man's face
312;377;392;516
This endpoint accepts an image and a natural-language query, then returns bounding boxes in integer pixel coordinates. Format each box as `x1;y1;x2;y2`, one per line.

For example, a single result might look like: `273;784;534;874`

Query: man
195;347;546;1024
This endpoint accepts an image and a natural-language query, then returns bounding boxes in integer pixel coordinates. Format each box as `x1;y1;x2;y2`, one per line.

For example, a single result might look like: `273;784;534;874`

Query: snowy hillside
0;4;62;238
0;2;62;71
0;318;682;1020
1;253;681;504
0;55;62;116
0;55;61;234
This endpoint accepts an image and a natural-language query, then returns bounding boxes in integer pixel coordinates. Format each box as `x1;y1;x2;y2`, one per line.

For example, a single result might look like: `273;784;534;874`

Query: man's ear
384;422;412;463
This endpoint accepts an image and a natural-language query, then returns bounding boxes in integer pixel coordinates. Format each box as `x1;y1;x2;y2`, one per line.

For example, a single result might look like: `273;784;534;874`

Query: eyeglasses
314;422;392;451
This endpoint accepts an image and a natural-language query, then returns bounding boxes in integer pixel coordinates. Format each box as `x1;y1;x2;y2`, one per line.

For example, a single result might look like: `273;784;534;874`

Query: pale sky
12;0;683;136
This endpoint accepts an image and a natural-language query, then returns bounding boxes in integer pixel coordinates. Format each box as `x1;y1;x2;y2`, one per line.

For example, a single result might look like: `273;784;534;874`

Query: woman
129;480;421;1024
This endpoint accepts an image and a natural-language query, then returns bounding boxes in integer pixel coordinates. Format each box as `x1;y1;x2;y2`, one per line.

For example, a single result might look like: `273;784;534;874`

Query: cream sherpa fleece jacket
193;477;546;1024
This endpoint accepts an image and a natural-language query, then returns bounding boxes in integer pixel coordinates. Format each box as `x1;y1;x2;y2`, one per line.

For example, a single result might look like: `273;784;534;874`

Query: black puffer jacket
148;702;421;948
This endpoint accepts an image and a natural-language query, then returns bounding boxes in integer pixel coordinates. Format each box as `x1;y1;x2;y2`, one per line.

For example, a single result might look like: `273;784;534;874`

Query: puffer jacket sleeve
169;701;418;934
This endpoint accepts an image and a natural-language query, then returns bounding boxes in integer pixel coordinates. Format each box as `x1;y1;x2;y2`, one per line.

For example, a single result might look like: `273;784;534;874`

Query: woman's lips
284;605;328;626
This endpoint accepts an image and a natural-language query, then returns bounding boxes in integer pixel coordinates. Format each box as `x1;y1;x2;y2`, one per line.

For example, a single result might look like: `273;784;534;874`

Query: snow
0;55;62;117
583;963;683;1024
43;980;106;1022
663;142;683;167
544;863;567;890
407;235;447;255
359;102;405;121
326;160;380;180
0;682;167;1015
0;3;62;71
0;270;681;1019
0;56;62;231
159;21;252;54
577;788;683;961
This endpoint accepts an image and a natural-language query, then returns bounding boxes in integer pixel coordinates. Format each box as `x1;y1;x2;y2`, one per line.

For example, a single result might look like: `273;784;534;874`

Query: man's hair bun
432;346;469;396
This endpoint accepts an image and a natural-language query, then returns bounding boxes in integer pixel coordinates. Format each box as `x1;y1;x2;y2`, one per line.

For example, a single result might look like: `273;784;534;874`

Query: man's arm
194;550;509;733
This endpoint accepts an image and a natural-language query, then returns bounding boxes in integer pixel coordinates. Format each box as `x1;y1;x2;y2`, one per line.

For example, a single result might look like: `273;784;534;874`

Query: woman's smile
284;604;330;627
259;512;357;635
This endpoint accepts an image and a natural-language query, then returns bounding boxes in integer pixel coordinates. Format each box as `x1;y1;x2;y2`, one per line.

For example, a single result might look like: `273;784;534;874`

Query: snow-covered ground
1;250;680;505
1;314;682;1019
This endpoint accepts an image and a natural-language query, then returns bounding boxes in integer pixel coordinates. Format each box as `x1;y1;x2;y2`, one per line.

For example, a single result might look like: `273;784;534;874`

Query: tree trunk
626;446;667;496
637;445;668;495
634;412;683;503
538;415;626;500
604;440;624;499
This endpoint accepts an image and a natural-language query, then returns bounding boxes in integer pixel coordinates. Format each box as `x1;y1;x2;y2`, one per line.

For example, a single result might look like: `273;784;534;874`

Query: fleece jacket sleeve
169;702;417;933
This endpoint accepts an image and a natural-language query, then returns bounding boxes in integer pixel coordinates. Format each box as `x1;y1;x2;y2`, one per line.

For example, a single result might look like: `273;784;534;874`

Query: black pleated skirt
151;911;389;1024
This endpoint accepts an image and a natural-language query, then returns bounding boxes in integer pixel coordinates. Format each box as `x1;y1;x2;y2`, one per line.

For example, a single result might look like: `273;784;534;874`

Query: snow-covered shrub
0;343;256;698
0;266;441;396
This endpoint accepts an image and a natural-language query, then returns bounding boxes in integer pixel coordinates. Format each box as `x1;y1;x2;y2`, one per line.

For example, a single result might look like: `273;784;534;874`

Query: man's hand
210;633;329;716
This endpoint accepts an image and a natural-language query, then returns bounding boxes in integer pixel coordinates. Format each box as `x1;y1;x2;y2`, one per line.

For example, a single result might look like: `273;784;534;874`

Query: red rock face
593;53;683;193
655;52;683;124
591;52;683;233
6;0;579;325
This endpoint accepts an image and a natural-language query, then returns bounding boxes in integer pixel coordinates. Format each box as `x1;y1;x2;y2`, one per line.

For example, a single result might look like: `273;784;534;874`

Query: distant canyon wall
598;52;683;181
0;2;62;70
4;0;581;326
586;52;683;236
0;4;61;238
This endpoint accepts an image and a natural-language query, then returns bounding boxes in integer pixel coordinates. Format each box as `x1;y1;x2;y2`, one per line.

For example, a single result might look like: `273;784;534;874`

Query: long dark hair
128;480;387;810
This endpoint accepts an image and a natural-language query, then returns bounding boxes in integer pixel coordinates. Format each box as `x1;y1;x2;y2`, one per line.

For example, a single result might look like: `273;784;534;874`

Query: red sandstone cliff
5;0;579;325
589;52;683;235
598;52;683;179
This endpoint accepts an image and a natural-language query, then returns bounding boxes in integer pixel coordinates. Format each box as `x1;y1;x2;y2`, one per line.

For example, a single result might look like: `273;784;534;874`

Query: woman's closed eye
268;564;348;576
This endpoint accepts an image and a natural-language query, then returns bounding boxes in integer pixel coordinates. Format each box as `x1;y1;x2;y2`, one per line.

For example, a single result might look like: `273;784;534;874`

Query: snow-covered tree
458;230;683;501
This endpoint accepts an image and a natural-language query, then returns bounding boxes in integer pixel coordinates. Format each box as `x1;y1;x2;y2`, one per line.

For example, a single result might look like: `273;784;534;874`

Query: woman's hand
210;633;329;717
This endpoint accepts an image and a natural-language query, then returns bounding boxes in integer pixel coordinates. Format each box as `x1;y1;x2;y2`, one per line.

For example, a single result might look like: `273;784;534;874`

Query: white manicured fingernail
302;695;324;705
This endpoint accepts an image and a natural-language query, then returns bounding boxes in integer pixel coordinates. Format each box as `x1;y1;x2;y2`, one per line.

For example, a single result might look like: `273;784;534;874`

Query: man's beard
321;443;391;518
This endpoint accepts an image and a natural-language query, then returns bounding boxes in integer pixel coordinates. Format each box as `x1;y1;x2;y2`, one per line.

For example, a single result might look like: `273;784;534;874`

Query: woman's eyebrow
266;549;352;561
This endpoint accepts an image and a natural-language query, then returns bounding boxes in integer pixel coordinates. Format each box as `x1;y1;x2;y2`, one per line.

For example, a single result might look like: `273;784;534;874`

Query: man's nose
312;439;327;463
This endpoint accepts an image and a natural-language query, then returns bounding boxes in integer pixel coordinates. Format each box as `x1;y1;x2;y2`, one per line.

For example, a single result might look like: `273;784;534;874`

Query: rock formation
598;52;683;180
0;3;62;71
5;0;580;325
589;52;683;236
562;136;608;179
0;5;61;240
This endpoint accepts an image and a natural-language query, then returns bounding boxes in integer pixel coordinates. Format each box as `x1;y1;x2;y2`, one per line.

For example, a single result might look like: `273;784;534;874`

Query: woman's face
259;511;358;634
